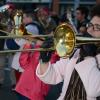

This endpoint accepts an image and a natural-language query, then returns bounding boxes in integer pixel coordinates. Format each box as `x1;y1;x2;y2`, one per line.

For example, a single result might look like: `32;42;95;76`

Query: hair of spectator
76;6;89;19
91;4;100;18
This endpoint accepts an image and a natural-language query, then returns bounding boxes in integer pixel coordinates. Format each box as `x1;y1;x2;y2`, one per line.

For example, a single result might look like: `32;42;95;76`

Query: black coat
0;30;7;50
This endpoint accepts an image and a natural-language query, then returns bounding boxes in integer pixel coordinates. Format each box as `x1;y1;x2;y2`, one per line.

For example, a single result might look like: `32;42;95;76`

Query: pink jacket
36;53;100;100
15;44;59;100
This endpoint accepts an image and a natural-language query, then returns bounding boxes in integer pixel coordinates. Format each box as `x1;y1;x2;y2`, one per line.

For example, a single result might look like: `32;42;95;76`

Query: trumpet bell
54;23;100;58
54;23;76;57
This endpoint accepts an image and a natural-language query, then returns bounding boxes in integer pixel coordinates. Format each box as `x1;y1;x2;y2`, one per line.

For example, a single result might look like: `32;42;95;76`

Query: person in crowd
0;3;16;88
35;7;56;34
36;4;100;100
15;37;60;100
22;9;39;36
6;9;41;88
75;6;89;35
3;3;17;88
6;3;16;32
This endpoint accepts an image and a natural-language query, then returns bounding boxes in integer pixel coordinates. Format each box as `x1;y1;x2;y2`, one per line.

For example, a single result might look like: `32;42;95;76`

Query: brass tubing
76;36;100;45
0;29;9;35
0;29;53;39
0;47;54;54
0;34;53;39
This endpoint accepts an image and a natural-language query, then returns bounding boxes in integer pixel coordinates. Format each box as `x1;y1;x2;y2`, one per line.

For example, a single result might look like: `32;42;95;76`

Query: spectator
6;3;16;32
23;9;39;36
15;38;59;100
35;7;56;34
75;6;89;35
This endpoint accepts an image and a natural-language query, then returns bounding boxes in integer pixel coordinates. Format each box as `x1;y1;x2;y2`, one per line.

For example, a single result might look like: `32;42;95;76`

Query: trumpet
0;9;23;34
0;23;99;58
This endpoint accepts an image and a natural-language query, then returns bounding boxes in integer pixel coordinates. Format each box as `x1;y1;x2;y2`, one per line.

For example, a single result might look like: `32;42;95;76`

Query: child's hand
23;43;32;49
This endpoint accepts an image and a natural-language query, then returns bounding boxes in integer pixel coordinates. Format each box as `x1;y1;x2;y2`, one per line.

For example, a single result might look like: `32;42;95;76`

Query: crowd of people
0;1;100;100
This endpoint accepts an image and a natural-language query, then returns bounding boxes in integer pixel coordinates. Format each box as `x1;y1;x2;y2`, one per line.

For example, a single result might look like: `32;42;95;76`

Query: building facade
59;0;95;14
5;0;96;14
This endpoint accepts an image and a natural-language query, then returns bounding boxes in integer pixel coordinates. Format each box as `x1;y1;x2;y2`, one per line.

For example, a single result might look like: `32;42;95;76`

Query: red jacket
15;44;59;100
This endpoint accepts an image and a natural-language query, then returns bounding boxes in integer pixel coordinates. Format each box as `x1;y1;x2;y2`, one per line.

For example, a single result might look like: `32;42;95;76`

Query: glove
40;37;54;63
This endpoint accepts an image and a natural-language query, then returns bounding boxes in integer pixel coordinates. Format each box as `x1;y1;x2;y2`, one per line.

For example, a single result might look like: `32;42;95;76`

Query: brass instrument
0;23;99;58
0;10;24;35
13;10;24;36
54;23;100;57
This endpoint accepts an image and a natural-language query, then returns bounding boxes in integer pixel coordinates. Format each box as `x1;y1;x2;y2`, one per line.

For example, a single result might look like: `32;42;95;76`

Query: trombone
0;23;99;58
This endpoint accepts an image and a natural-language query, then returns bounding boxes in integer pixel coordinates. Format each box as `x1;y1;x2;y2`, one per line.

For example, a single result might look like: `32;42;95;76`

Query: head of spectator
34;7;56;34
87;4;100;38
23;10;34;26
76;6;89;22
76;6;89;35
39;7;49;21
22;9;41;37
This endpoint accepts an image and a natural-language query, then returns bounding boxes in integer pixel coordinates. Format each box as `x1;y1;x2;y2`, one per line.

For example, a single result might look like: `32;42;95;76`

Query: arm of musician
36;58;69;85
38;52;60;74
19;43;32;70
75;54;100;97
36;49;80;85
